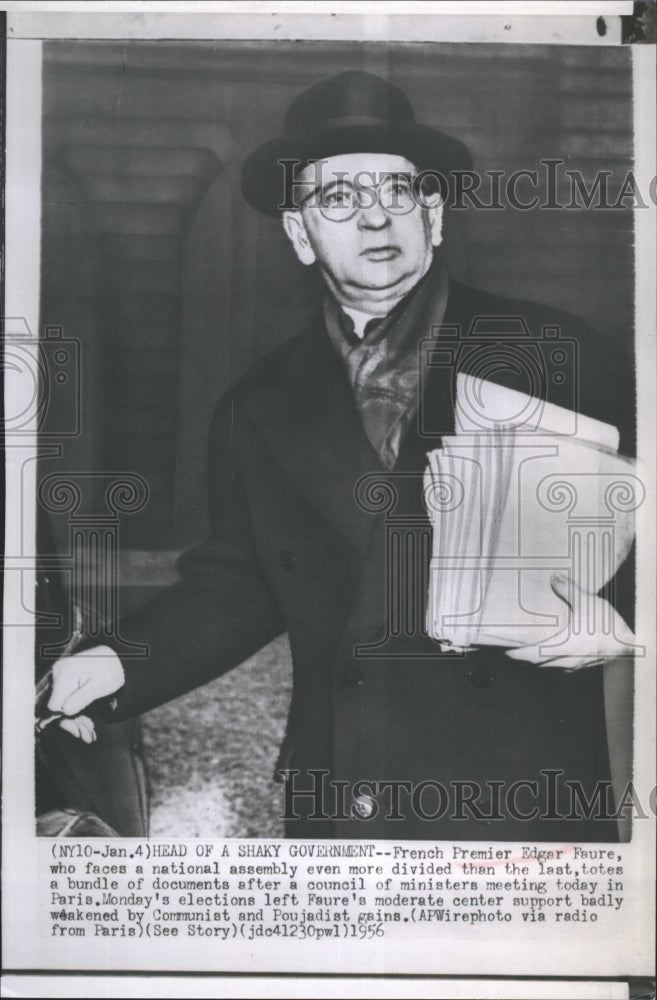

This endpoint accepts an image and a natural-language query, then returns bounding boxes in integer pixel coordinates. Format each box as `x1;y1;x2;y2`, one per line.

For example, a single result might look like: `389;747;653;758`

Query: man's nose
356;196;390;230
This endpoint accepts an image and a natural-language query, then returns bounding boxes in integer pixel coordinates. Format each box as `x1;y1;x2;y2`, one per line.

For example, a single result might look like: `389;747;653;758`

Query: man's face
282;153;443;313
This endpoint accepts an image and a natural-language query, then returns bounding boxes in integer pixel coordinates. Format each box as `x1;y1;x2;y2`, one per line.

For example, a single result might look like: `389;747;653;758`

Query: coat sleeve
106;393;285;720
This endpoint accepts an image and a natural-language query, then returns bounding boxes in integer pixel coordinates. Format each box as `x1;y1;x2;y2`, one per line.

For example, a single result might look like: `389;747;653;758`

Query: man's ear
427;201;444;248
282;211;316;266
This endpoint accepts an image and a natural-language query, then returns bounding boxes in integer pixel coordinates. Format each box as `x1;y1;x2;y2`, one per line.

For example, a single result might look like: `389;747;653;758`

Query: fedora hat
241;70;472;215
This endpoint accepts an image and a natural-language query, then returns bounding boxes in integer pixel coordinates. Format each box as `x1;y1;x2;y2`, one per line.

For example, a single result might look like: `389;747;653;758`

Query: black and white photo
2;2;655;993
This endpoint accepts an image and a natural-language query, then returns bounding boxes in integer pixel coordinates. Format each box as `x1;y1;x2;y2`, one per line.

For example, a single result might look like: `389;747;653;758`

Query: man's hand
505;574;636;670
58;715;99;744
46;646;125;740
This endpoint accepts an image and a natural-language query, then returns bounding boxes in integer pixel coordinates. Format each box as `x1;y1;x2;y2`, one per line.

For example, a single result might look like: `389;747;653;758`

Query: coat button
468;664;493;689
280;550;296;571
340;666;363;688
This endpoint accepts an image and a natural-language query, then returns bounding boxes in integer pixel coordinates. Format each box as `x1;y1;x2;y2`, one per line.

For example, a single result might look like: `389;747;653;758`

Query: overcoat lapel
241;317;386;557
334;286;467;651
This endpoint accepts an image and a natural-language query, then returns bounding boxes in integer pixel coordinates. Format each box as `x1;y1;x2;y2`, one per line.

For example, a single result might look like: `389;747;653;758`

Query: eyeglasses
297;172;439;222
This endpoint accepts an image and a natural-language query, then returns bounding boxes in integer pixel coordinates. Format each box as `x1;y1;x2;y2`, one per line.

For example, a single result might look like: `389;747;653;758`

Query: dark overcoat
109;280;635;840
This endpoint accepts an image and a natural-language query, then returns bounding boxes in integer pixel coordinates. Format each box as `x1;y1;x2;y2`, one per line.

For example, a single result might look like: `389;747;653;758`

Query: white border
0;2;636;16
6;9;627;44
2;37;43;974
0;975;634;1000
2;2;655;994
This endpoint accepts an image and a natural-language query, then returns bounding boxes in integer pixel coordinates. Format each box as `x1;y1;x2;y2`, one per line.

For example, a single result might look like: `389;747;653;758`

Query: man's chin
321;256;432;310
347;266;415;296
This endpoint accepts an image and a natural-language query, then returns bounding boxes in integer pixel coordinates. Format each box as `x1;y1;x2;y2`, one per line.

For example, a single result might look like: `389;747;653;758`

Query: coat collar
241;316;385;557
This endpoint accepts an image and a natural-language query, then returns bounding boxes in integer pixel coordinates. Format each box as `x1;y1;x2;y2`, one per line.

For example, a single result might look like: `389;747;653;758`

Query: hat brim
240;123;472;216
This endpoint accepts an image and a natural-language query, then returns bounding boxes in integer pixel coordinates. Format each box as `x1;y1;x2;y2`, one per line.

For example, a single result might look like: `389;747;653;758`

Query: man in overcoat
48;71;636;841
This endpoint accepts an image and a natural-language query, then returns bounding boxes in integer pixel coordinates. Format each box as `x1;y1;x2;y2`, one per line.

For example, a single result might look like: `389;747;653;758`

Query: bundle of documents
424;373;637;650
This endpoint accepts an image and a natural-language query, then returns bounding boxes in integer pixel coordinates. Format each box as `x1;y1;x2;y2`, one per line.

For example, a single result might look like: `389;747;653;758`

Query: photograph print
32;36;640;842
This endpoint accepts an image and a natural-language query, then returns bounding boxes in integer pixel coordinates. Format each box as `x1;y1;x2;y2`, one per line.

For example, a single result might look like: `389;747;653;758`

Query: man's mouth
360;245;401;261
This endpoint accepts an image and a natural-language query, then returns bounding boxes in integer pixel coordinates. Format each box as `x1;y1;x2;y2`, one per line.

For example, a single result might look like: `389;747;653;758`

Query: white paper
2;4;655;998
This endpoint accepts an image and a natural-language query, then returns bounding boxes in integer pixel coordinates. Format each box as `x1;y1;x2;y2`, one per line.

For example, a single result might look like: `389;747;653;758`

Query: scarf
323;253;449;470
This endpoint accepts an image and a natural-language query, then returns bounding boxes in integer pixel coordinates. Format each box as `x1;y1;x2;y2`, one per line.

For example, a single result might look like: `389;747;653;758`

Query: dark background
40;40;634;555
37;40;635;835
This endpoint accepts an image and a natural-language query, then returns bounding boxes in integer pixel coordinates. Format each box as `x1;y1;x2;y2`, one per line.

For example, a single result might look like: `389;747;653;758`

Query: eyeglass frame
292;168;445;222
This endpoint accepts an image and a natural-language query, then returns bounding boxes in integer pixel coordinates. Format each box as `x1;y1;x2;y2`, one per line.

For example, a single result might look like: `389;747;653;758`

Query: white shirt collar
341;306;380;340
